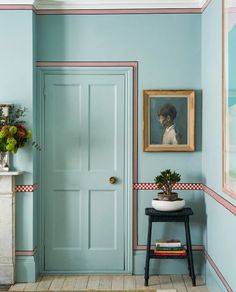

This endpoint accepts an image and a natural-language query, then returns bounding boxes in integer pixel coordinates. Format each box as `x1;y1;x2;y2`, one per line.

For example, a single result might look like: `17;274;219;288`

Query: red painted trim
0;4;212;14
36;61;138;67
134;244;204;251
204;249;233;292
132;63;138;250
16;248;37;256
35;8;202;15
0;5;33;10
203;185;236;216
201;0;212;13
37;60;139;252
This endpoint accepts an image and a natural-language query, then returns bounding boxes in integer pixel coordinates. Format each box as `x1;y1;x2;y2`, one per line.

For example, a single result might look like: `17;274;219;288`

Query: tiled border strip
15;184;37;192
204;248;233;292
133;183;236;215
133;183;203;190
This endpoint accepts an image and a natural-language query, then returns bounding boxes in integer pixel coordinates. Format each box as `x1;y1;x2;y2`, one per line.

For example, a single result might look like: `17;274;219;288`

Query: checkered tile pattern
15;184;37;192
133;183;203;190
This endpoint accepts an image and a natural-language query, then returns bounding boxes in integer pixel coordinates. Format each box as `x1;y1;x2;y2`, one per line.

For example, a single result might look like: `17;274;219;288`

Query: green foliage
154;169;181;199
0;105;40;154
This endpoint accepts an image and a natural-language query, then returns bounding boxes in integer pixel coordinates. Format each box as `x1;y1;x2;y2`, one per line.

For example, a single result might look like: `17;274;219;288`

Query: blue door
42;70;129;272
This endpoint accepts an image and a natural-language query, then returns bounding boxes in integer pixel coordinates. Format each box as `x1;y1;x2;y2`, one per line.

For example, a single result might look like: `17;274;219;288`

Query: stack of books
154;239;187;257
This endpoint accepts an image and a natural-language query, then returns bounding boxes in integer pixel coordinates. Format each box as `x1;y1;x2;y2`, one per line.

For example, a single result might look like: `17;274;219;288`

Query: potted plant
0;104;33;171
152;169;185;211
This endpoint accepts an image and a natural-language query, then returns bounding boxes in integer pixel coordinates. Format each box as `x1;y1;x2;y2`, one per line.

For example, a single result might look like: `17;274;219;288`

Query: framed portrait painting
222;0;236;198
143;90;195;152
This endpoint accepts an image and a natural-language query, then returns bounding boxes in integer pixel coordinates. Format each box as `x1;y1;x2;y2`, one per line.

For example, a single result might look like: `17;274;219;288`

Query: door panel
88;84;117;171
89;190;116;249
43;72;126;272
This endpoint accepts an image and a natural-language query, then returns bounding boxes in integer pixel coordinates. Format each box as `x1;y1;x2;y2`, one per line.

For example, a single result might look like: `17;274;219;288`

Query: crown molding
33;0;208;10
0;0;210;10
0;0;34;3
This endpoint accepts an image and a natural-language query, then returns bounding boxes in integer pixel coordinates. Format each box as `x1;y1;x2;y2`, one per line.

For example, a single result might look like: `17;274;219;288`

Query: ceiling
0;0;209;9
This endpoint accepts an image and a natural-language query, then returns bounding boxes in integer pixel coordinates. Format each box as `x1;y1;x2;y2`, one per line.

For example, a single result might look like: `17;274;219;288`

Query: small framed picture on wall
143;90;195;152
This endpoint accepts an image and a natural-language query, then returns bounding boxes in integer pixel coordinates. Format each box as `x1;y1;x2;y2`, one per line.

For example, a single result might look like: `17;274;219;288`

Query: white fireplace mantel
0;171;23;284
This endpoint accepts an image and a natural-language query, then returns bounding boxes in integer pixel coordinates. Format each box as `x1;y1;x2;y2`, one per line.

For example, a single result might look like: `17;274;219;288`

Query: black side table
144;207;196;286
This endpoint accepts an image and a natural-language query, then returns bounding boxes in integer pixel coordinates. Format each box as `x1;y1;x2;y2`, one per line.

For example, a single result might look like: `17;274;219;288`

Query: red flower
16;124;27;139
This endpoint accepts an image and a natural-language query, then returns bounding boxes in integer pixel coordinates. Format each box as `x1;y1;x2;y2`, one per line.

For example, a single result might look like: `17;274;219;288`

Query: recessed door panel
52;85;81;171
51;190;81;249
89;190;116;249
88;84;117;172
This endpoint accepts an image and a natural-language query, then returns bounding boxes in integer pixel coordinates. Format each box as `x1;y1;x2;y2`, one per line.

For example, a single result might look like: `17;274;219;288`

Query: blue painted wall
1;5;235;287
37;13;204;275
202;0;236;291
0;10;38;282
0;10;204;281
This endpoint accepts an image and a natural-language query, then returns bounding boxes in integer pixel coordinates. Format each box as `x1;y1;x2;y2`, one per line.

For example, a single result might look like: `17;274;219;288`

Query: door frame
36;62;138;274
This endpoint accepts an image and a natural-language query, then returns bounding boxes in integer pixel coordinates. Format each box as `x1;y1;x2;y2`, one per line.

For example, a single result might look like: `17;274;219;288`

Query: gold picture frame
222;0;236;198
143;90;195;152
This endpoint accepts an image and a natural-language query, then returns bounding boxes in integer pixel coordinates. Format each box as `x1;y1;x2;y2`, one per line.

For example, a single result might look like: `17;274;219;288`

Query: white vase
152;198;185;211
0;152;9;171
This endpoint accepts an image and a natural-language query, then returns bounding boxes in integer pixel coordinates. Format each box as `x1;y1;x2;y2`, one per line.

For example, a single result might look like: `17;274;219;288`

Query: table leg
185;217;196;286
144;216;152;286
184;221;191;277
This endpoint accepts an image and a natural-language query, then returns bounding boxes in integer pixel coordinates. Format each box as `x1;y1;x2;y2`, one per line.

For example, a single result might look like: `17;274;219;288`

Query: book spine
156;246;184;251
155;250;186;254
154;251;187;256
156;242;181;247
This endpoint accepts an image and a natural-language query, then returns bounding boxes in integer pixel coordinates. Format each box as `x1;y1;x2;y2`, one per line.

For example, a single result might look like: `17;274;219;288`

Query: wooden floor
9;275;208;291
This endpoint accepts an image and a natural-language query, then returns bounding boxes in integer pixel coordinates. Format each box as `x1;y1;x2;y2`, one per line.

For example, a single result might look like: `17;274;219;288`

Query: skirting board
15;254;39;283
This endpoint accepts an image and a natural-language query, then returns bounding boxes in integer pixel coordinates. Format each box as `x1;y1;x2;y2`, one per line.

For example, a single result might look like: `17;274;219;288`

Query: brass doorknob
109;176;117;184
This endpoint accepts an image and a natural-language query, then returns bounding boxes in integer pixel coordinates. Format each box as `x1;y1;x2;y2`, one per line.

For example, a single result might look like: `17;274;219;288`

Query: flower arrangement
0;105;32;154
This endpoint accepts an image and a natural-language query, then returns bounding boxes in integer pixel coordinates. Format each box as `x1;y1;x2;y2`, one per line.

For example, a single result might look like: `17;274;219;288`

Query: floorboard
9;275;208;291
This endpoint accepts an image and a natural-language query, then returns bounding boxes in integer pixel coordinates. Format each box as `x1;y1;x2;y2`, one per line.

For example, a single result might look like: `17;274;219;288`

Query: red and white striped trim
0;2;212;14
16;248;37;256
201;0;212;12
15;184;37;192
36;61;138;67
0;4;33;9
133;183;203;190
35;8;202;15
135;244;204;251
204;249;233;292
202;185;236;216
